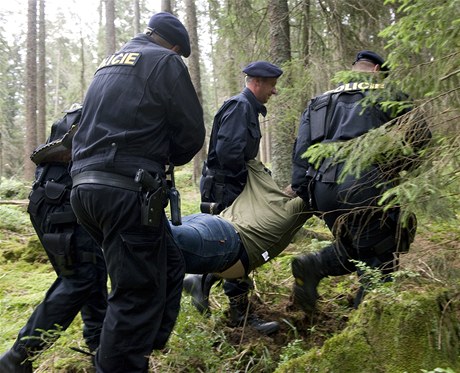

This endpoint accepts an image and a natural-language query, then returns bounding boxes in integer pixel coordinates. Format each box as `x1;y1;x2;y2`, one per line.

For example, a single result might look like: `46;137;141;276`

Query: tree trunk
302;0;311;66
133;0;140;34
184;0;205;184
37;0;46;146
24;0;38;181
161;0;172;13
79;32;86;102
105;0;116;54
53;49;60;117
268;0;293;188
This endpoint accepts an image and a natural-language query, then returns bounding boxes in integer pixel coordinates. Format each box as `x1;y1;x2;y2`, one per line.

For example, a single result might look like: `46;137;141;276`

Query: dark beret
353;50;389;71
147;12;191;58
242;61;283;78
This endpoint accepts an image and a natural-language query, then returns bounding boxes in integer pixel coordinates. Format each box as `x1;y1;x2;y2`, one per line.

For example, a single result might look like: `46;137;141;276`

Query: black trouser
14;170;107;355
313;165;402;275
71;183;185;373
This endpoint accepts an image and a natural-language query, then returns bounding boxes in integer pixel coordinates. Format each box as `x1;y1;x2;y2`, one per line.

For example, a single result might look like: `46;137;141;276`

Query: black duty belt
72;171;142;192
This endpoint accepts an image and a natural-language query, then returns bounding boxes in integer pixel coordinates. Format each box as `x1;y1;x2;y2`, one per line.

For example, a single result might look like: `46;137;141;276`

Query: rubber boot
227;293;280;335
183;274;220;315
0;347;33;373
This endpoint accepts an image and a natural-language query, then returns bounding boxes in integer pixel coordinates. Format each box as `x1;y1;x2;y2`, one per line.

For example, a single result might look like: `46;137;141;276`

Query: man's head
243;61;283;104
352;50;389;73
146;12;191;58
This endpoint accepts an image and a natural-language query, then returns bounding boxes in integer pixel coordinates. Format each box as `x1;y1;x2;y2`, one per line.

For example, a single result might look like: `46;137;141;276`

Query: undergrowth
0;165;458;372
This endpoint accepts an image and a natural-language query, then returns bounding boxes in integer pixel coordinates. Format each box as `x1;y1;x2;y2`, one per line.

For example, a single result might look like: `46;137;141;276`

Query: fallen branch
0;199;29;206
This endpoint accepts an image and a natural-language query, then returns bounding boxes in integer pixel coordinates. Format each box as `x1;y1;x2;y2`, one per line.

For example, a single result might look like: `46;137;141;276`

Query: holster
135;169;166;227
140;187;164;227
201;175;214;201
199;174;225;214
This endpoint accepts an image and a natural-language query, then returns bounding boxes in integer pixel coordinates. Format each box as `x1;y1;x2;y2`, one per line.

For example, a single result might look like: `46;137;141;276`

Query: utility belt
72;170;167;227
307;158;339;183
202;166;231;183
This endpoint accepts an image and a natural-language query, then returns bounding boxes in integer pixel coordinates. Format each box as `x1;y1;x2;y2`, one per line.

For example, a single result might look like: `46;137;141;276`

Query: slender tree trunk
79;31;86;102
24;0;38;181
37;0;46;145
184;0;205;184
105;0;116;54
302;0;311;66
268;0;292;188
53;49;60;117
133;0;140;34
268;0;295;188
161;0;172;13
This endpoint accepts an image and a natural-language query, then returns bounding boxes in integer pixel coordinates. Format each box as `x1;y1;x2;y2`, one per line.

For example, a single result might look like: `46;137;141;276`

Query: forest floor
0;168;459;372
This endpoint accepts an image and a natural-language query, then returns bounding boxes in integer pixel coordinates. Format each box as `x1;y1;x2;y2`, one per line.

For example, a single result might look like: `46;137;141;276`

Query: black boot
183;274;220;315
0;347;33;373
292;244;354;313
291;252;324;313
227;294;280;335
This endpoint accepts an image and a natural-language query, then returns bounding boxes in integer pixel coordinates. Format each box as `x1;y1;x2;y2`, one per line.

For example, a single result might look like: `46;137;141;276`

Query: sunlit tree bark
184;0;206;183
37;0;46;145
24;0;38;181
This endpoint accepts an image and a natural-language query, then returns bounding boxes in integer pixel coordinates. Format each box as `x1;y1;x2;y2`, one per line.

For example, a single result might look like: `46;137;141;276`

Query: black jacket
292;80;401;200
200;88;266;206
72;34;205;177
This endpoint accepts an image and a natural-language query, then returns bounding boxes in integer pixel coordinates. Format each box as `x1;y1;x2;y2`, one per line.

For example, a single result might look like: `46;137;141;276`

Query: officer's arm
291;108;313;201
167;57;205;166
214;102;248;173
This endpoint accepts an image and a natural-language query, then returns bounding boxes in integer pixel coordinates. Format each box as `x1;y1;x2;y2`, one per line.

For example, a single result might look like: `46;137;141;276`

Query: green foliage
0;205;31;233
0;42;23;179
0;177;30;199
270;58;313;187
278;339;308;365
381;0;460;103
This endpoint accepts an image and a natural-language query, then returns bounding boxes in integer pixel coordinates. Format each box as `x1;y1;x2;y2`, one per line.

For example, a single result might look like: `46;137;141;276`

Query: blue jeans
170;213;241;274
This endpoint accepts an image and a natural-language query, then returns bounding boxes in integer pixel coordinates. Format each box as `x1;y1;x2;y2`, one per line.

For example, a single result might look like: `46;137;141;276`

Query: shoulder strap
30;104;82;165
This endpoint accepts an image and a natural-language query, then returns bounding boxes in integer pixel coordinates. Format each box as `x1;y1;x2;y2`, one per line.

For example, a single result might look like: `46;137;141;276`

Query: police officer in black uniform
291;50;430;312
69;12;205;373
184;61;283;335
0;106;107;373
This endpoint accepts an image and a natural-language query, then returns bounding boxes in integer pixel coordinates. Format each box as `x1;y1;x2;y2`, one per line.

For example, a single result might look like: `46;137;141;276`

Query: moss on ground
276;289;460;373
